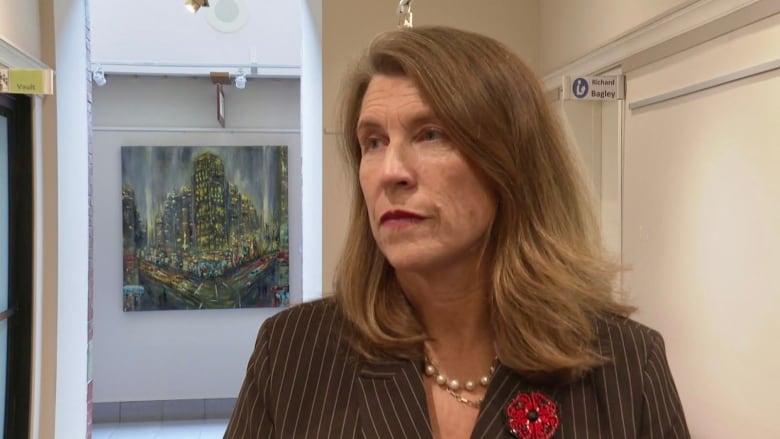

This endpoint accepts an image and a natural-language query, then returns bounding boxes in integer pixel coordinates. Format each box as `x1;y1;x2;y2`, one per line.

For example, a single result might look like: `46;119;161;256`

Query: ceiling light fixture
234;72;247;89
92;65;107;86
184;0;210;13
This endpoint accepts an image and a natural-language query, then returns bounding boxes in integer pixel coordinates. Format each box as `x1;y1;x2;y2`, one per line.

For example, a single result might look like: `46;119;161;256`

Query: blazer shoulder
262;296;340;327
591;316;691;437
259;296;349;352
594;314;666;365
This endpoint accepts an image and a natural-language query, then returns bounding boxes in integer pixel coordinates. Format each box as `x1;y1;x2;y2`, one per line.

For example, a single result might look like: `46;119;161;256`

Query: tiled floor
92;419;228;439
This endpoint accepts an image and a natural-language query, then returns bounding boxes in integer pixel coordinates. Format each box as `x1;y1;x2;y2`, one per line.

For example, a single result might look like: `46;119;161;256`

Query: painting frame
120;145;289;311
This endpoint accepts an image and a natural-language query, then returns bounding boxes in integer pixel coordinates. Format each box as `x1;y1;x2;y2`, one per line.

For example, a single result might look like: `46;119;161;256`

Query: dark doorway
0;92;33;439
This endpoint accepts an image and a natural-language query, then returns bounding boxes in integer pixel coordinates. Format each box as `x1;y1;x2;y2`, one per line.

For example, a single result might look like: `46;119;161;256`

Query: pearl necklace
423;356;497;408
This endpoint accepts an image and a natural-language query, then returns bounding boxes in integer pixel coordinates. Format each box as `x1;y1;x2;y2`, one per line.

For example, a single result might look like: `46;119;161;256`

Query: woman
225;26;690;439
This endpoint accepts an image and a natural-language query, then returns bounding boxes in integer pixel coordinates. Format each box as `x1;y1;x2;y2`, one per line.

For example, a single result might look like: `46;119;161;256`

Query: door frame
0;92;33;439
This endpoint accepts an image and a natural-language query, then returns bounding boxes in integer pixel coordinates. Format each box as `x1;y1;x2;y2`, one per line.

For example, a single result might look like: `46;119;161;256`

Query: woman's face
357;74;497;275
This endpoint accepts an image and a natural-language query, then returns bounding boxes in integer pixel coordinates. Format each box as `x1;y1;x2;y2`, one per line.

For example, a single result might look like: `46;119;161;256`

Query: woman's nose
378;142;415;189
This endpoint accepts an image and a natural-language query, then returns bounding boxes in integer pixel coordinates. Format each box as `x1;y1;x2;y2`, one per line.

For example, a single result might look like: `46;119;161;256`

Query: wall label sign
0;68;54;95
563;75;625;100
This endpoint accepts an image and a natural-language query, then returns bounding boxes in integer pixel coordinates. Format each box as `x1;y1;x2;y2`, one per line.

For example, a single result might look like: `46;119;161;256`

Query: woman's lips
380;210;424;227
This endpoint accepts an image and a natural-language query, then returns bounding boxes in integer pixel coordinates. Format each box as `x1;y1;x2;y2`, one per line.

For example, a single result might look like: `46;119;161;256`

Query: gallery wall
91;76;301;402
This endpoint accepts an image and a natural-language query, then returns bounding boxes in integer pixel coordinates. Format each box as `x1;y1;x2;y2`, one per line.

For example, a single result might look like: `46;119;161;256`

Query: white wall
623;14;780;437
321;0;540;293
89;0;301;77
53;0;90;433
300;0;323;301
91;76;301;402
538;0;693;74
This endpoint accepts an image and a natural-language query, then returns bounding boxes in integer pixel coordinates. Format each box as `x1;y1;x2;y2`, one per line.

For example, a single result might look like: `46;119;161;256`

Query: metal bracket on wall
398;0;413;28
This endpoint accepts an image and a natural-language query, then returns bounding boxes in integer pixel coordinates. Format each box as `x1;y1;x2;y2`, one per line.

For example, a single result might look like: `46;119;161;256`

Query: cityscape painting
121;146;289;311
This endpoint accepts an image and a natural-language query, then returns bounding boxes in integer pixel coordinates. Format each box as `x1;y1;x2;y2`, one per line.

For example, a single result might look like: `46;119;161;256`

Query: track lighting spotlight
92;65;107;86
184;0;209;13
234;73;247;89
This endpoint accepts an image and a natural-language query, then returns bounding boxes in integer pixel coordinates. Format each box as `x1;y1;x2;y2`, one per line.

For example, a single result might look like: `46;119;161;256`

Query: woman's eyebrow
356;119;383;135
405;113;441;127
356;109;441;133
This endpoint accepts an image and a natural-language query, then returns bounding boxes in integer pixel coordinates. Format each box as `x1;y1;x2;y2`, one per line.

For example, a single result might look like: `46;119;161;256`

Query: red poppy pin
505;391;560;439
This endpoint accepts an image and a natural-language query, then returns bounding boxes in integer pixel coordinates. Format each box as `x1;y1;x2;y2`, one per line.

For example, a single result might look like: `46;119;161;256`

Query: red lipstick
380;209;424;224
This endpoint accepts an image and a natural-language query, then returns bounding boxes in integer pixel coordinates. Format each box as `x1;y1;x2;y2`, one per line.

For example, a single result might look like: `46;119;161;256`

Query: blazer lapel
471;364;525;438
357;359;433;439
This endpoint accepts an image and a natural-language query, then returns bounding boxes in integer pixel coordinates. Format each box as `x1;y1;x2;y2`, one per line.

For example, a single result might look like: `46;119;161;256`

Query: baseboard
92;398;236;423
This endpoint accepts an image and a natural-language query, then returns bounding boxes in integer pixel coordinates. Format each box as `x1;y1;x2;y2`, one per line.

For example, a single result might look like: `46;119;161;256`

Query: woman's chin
383;252;431;273
383;251;455;277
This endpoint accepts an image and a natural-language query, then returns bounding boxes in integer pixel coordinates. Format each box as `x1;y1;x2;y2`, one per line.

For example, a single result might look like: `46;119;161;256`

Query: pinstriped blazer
225;298;690;438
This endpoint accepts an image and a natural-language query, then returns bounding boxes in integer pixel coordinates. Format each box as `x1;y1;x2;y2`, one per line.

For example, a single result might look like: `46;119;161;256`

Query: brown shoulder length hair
334;26;634;384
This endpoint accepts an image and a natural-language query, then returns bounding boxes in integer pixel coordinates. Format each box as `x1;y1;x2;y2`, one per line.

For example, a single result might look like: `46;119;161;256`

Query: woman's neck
396;269;494;360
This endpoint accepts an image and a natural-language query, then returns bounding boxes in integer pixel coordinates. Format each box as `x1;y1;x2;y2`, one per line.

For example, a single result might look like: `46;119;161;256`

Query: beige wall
321;0;539;293
538;0;693;75
623;14;780;437
0;0;41;59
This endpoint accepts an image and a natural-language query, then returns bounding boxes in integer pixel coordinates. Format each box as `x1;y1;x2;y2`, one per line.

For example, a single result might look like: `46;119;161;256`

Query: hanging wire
398;0;413;28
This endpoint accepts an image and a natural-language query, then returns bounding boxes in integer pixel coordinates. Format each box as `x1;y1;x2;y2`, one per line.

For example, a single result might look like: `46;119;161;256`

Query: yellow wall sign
0;68;54;95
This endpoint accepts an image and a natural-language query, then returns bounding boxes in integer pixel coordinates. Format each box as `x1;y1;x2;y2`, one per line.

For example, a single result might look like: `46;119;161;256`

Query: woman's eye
420;128;444;142
360;136;383;151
